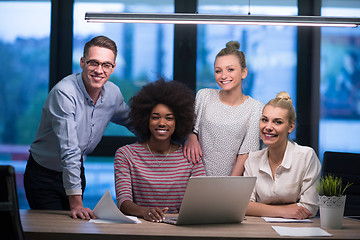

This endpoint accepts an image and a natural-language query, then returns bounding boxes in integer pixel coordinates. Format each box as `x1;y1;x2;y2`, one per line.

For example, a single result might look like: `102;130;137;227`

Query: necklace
146;143;171;166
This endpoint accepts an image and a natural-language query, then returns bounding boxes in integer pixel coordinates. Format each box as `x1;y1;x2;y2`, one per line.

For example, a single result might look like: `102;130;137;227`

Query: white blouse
244;141;321;216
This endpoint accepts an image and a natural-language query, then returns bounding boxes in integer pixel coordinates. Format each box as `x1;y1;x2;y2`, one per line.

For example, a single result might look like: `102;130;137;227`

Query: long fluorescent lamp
85;12;360;28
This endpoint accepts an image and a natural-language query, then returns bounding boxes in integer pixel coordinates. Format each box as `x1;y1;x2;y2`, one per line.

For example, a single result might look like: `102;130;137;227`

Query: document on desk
272;226;332;237
89;190;141;224
262;217;312;223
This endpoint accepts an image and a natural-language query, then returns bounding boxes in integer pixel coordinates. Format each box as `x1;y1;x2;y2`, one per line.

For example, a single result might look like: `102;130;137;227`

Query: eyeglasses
85;59;115;71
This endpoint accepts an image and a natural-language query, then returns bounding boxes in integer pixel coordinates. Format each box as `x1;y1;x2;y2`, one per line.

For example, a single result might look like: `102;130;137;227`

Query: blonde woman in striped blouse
114;79;206;223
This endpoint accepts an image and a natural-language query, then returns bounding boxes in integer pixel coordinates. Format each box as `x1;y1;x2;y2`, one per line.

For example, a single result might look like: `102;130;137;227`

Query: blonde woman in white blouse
244;92;321;219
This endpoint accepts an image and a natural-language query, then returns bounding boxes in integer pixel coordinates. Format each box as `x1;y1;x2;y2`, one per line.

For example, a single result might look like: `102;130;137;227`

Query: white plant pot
319;195;346;229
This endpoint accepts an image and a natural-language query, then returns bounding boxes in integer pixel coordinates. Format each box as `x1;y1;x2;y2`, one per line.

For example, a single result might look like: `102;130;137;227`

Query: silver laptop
163;176;256;225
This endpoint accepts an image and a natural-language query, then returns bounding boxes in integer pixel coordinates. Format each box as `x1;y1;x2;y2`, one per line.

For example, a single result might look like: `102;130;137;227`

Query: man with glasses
24;36;132;220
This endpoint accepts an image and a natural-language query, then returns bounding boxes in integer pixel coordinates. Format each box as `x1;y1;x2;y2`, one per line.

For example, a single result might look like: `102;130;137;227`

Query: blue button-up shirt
30;73;131;195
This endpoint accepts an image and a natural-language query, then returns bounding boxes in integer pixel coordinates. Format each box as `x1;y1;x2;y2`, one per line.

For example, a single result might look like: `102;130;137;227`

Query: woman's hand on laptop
144;207;169;222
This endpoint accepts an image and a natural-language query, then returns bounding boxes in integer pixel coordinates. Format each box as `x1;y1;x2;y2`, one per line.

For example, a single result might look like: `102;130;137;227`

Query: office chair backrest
322;151;360;216
0;165;24;240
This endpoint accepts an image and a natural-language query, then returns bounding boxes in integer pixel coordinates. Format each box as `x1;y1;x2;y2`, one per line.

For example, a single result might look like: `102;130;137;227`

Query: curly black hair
129;78;195;143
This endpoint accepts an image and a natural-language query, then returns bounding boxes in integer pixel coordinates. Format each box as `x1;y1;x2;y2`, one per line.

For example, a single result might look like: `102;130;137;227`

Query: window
196;0;298;139
73;0;174;137
0;0;51;209
73;0;174;208
3;0;358;210
196;0;298;106
319;0;360;157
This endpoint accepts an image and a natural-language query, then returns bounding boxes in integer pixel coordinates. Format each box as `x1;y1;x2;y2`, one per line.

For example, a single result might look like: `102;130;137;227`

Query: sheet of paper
90;190;141;224
272;226;332;237
262;217;312;223
90;215;141;224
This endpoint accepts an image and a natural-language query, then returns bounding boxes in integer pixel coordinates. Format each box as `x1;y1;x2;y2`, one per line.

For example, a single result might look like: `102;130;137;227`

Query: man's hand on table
68;195;96;220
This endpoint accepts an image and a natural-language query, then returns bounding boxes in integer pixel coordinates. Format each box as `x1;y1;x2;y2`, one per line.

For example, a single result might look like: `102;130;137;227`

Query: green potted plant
316;174;353;229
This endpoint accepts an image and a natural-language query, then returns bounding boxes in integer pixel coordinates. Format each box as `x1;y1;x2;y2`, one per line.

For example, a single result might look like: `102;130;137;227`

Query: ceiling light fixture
85;13;360;28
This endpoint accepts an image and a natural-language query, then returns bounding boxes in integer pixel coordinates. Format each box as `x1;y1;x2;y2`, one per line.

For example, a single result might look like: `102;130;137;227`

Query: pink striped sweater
115;143;206;213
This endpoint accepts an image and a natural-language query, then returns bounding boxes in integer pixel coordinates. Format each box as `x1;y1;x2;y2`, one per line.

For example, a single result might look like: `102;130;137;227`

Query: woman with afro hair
114;78;206;223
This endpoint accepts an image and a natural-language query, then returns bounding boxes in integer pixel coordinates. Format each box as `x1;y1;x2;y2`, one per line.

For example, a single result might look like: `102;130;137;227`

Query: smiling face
214;54;247;92
80;46;116;100
260;105;295;149
148;104;176;143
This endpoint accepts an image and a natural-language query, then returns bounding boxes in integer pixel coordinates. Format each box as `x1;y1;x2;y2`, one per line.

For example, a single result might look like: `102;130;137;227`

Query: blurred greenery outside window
0;0;51;209
0;0;50;151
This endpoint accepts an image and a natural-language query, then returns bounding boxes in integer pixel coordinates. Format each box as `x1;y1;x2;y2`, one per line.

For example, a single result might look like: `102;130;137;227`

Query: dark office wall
296;0;321;153
173;0;197;91
49;0;74;91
